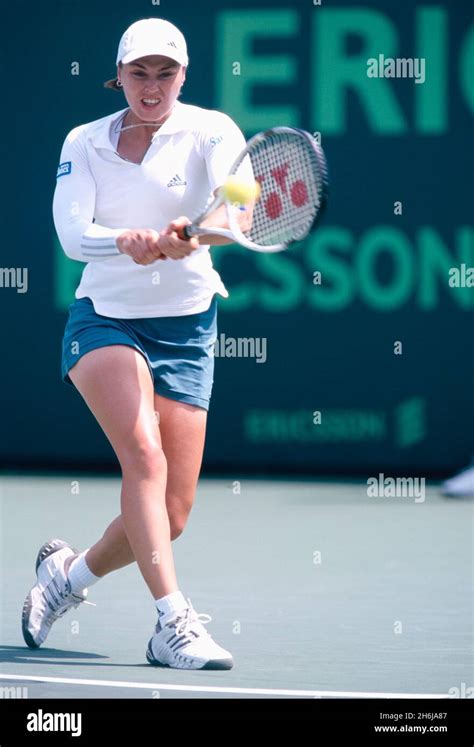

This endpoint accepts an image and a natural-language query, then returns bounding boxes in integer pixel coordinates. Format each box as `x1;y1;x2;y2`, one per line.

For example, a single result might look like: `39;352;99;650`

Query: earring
117;79;123;87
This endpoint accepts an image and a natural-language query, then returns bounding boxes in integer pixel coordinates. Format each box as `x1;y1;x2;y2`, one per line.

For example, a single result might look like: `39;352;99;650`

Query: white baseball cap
104;18;188;89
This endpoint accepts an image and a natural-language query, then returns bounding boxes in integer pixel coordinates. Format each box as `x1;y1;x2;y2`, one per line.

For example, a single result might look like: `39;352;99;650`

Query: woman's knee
168;498;194;540
170;518;185;541
119;439;167;477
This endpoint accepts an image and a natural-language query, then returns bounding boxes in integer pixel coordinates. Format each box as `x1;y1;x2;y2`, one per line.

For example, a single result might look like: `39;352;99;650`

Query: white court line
0;673;447;698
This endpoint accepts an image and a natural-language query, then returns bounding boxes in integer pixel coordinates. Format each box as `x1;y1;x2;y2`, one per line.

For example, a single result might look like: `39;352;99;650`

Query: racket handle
181;224;194;240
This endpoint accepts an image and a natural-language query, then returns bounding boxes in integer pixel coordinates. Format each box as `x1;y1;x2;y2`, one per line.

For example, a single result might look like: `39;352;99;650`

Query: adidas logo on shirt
167;174;187;187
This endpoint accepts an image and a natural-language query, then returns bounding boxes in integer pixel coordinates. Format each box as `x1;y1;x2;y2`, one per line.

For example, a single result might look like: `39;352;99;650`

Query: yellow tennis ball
221;176;261;204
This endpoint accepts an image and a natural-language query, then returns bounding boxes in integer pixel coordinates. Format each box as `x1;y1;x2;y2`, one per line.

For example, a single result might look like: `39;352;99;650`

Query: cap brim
121;47;187;66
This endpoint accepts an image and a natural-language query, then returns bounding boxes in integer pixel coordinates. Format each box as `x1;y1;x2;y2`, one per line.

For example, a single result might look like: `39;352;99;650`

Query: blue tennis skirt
61;295;218;411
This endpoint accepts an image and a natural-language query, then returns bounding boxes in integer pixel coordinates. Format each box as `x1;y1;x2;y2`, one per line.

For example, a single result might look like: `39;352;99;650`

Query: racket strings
233;132;325;246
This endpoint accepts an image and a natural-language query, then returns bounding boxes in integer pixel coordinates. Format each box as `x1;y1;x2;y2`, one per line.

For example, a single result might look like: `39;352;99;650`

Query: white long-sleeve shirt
52;101;247;318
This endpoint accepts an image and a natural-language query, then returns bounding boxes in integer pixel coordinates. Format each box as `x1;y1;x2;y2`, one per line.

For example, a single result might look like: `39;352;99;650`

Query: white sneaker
146;599;234;670
22;538;94;649
441;466;474;497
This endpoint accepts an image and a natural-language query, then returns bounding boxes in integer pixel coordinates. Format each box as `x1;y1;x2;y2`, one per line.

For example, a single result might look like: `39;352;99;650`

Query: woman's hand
116;219;199;264
116;229;166;265
157;217;200;260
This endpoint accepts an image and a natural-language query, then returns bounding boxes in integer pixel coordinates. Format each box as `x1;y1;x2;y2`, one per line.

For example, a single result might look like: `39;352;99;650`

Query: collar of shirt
86;100;189;152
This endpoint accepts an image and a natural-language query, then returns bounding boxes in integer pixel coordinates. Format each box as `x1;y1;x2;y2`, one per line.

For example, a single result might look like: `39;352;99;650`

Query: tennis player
21;18;251;670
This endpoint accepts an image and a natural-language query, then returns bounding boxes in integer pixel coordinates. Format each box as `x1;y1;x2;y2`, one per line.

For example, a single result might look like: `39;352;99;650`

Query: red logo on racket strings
257;163;308;220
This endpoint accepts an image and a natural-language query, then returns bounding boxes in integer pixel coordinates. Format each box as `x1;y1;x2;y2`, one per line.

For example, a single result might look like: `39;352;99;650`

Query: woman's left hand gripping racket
180;127;328;253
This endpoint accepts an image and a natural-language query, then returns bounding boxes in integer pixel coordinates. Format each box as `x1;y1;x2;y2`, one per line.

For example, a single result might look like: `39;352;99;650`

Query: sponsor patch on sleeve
56;161;72;178
209;135;224;148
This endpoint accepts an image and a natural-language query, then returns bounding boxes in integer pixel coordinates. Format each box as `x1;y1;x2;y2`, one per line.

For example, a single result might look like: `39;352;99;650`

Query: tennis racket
181;127;328;253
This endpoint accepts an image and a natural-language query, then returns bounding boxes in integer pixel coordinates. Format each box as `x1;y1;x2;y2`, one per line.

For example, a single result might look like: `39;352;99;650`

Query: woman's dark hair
103;61;123;90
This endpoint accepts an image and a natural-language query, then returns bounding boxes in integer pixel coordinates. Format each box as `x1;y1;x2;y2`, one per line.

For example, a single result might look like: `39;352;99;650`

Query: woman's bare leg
65;515;132;577
66;395;208;579
68;345;176;599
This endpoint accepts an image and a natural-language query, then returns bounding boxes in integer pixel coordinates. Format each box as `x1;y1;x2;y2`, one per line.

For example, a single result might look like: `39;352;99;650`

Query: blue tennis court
1;475;471;699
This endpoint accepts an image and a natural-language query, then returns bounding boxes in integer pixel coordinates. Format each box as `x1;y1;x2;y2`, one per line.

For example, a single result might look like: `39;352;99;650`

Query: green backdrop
1;0;472;474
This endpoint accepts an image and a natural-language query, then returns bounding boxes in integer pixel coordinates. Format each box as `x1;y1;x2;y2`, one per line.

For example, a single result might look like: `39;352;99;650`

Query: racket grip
181;224;194;240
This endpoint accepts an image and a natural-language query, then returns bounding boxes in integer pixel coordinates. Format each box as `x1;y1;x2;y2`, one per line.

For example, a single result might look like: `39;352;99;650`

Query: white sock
67;549;101;593
155;590;187;625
